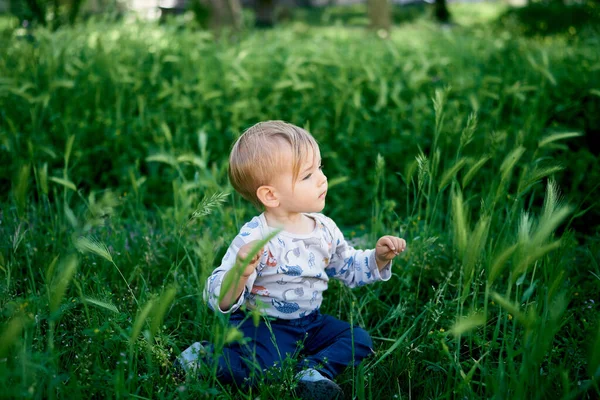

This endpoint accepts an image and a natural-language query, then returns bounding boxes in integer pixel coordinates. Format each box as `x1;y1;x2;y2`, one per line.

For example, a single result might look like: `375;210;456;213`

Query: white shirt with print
205;213;392;320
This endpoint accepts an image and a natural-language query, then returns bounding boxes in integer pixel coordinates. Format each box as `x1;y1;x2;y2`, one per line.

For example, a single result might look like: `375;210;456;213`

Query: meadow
1;2;599;399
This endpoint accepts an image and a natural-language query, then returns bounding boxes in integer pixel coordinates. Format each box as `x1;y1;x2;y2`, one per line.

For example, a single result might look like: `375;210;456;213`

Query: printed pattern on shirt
204;213;392;319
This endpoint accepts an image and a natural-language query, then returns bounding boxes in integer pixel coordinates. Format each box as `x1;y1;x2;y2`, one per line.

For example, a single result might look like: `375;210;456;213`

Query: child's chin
303;202;326;213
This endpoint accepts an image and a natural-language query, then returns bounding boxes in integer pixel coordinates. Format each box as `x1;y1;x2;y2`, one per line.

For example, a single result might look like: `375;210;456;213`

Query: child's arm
218;241;263;311
204;218;265;313
322;216;405;287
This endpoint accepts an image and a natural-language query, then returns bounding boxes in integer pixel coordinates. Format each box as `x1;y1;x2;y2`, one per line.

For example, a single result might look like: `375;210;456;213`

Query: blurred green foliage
0;6;598;231
498;1;600;37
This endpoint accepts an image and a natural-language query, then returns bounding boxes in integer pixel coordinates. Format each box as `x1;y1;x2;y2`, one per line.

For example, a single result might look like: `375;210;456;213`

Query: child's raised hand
375;235;406;268
237;241;264;277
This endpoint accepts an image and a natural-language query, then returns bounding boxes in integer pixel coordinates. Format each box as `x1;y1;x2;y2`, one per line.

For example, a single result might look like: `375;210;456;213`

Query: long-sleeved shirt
204;213;392;319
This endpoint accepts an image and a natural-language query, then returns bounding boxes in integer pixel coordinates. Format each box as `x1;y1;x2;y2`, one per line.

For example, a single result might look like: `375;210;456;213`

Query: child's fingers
238;242;263;262
380;236;395;250
393;238;405;253
378;236;407;258
244;247;264;267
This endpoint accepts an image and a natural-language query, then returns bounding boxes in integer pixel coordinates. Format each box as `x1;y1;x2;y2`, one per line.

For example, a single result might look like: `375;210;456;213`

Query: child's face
269;145;328;214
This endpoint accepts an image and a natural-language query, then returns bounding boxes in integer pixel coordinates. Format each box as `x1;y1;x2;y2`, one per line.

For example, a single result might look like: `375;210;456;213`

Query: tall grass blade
37;163;49;196
449;313;486;337
45;255;60;283
375;154;385;179
49;254;78;314
535;179;571;244
198;130;208;161
490;292;535;328
176;154;206;169
13;164;30;218
403;159;418;187
367;311;424;371
532;207;571;247
161;122;173;146
219;231;280;305
588;323;600;378
416;152;430;192
433;86;450;143
130;299;155;345
74;236;113;263
461;156;490;189
527;53;557;86
488;243;518;285
224;326;244;345
146;153;177;167
462;214;490;302
538;132;582;148
512;240;562;279
0;316;27;358
190;191;229;222
372;154;386;239
517;165;564;196
49;176;77;192
326;176;349;189
451;188;468;258
64;203;79;229
64;135;75;168
84;190;119;231
542;180;561;220
499;146;526;182
547;269;565;301
129;168;147;197
82;297;119;314
439;158;467;191
374;78;388;111
149;286;177;339
461;352;488;386
518;212;533;244
460;112;478;150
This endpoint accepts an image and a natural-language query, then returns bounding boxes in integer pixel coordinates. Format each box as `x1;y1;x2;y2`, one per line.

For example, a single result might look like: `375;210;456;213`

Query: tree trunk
255;0;276;28
434;0;450;23
206;0;243;30
367;0;391;32
68;0;86;25
52;0;60;29
24;0;47;25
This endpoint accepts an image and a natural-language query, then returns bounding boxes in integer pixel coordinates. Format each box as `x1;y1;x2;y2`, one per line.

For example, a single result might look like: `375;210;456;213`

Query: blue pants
218;310;374;386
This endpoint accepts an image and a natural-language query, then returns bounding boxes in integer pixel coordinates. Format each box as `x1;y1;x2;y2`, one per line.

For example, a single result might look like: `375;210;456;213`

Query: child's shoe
175;341;209;378
294;368;343;400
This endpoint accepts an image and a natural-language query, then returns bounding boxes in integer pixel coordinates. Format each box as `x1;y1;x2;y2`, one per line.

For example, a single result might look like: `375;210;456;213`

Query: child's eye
319;164;324;170
303;173;312;180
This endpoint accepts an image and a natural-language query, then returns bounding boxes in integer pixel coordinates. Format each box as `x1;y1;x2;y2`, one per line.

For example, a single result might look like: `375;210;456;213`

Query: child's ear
256;185;279;208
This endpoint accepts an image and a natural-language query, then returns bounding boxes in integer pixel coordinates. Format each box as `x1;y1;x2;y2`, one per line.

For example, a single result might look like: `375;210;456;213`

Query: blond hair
229;120;319;209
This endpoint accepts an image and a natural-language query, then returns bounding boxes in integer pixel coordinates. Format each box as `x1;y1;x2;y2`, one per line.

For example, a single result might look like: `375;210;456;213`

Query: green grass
1;4;599;399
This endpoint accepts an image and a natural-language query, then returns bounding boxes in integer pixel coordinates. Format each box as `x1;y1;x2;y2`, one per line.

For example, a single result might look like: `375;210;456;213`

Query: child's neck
263;211;315;235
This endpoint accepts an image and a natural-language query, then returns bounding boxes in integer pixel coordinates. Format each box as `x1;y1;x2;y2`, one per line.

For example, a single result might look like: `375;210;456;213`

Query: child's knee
352;327;373;352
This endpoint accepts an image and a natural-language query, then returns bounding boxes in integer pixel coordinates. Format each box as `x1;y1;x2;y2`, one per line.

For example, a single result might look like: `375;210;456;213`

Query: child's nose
318;170;327;186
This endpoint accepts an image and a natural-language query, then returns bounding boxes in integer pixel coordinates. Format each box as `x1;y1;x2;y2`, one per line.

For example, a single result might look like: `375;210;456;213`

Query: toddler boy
178;121;406;399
